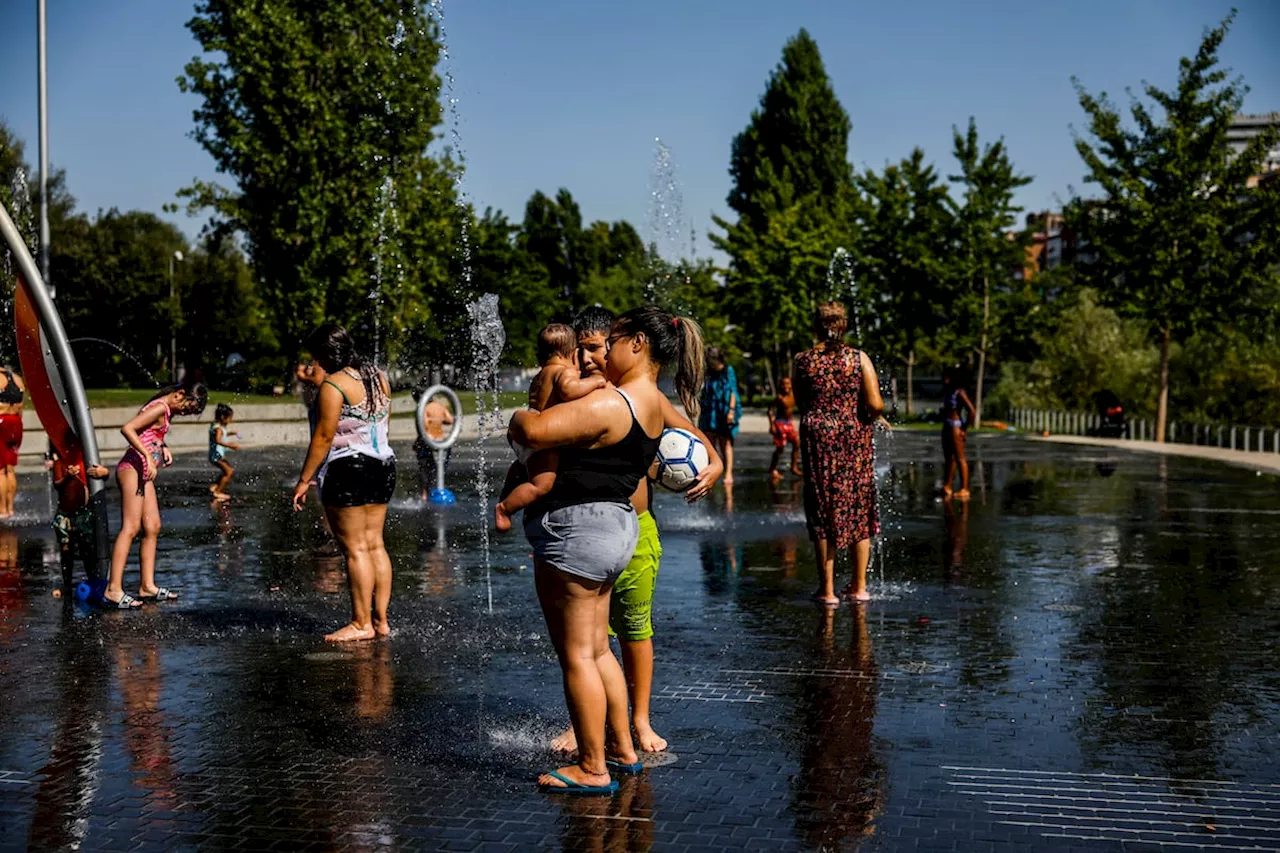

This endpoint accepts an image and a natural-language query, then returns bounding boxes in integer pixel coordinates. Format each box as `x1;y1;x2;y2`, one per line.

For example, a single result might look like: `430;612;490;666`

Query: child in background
768;376;802;482
494;323;606;531
940;365;977;500
208;403;240;501
50;449;110;587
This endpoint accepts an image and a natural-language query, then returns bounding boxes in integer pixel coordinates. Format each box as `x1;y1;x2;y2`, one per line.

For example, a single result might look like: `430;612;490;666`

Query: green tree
947;117;1032;425
469;207;558;367
1;120;75;302
712;29;858;379
181;235;279;387
990;288;1158;415
55;209;188;385
179;0;458;359
1070;11;1280;441
519;189;588;312
857;148;952;414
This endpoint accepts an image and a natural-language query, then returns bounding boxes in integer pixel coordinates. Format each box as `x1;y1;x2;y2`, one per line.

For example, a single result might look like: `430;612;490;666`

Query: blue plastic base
75;579;108;603
428;488;457;506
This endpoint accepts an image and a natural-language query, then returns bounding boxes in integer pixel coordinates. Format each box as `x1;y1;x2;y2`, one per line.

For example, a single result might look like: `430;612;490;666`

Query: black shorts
321;455;396;508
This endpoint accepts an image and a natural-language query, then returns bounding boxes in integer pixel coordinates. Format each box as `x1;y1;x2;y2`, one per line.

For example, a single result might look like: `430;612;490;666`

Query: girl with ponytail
293;324;397;643
507;305;707;794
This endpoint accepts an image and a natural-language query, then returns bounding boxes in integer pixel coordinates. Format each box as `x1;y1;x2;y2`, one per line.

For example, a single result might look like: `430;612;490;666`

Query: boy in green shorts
551;307;723;755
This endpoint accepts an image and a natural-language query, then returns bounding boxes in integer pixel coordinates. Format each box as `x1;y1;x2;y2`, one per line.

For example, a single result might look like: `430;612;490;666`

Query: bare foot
790;466;803;477
943;487;953;499
633;722;668;753
769;469;783;483
811;591;840;607
955;489;971;501
494;503;512;532
840;586;871;603
324;623;376;643
373;620;391;637
538;764;612;791
723;476;734;487
213;492;231;502
550;725;578;754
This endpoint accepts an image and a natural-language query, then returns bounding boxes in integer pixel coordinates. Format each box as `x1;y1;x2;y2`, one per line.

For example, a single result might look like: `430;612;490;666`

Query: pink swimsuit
117;400;171;480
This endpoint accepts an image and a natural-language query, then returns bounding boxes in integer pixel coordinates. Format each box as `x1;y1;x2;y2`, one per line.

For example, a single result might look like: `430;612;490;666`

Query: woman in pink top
104;380;208;608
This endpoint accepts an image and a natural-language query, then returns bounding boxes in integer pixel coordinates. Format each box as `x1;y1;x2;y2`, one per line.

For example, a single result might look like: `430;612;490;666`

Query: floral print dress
794;345;879;547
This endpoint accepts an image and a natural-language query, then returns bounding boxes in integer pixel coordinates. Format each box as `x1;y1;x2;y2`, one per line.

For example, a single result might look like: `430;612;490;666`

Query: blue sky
1;0;1276;256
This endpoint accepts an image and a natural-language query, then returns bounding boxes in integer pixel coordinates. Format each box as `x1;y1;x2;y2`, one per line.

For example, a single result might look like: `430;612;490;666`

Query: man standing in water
547;306;722;756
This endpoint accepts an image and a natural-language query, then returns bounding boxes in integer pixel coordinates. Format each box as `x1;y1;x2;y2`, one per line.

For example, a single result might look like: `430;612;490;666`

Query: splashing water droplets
825;247;862;343
426;1;502;605
388;19;407;49
469;294;505;612
648;139;689;262
1;168;37;363
644;139;695;307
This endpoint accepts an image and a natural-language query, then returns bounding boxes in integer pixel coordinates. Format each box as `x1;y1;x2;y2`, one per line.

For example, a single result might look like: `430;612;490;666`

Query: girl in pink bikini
103;380;208;608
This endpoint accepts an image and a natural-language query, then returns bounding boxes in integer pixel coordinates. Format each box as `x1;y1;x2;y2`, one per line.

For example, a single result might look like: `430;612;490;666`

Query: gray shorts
524;502;640;584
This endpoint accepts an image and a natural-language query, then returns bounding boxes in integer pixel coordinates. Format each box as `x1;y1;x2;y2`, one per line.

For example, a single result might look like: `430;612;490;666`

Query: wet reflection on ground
1;433;1279;851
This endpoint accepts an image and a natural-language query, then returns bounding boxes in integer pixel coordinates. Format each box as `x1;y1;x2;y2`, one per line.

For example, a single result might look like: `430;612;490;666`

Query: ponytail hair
614;305;705;420
150;375;208;416
306;324;387;415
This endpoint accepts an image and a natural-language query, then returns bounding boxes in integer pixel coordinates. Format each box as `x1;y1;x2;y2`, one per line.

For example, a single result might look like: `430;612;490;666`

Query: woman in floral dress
794;302;887;606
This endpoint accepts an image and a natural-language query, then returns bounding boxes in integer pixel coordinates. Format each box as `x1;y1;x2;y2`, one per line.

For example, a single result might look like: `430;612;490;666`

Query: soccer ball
655;428;709;492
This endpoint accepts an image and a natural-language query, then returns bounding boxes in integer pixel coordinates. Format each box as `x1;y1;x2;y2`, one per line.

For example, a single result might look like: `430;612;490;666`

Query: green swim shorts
609;510;662;642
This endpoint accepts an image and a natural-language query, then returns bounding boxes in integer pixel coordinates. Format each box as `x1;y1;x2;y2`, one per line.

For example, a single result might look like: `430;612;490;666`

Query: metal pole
169;255;175;376
0;203;96;459
0;202;100;473
37;0;51;295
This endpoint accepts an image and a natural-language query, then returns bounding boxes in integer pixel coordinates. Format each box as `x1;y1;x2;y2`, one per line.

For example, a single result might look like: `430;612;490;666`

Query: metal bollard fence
1012;408;1276;451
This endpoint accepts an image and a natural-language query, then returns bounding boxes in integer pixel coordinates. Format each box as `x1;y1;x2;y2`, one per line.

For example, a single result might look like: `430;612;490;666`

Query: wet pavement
1;433;1279;852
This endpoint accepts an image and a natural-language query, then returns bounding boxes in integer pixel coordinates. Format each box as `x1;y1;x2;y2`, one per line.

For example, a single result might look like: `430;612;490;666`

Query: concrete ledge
16;403;785;459
1028;433;1280;476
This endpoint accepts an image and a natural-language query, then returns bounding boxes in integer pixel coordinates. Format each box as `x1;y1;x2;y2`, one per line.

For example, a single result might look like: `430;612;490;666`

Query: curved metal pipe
0;201;101;477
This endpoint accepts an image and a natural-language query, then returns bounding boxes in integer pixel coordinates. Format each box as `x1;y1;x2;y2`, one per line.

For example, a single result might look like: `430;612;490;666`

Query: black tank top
536;389;660;514
0;370;21;405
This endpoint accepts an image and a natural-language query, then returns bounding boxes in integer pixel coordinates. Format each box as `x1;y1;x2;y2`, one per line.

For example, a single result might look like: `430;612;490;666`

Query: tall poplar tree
858;148;952;414
712;29;857;377
1071;11;1280;441
178;0;458;357
948;118;1032;426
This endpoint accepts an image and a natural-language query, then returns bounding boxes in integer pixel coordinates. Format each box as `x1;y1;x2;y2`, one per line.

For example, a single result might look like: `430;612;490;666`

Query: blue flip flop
605;757;645;775
538;771;619;795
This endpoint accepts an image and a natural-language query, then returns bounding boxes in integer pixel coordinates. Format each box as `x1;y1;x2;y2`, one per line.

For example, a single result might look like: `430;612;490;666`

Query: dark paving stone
2;436;1280;851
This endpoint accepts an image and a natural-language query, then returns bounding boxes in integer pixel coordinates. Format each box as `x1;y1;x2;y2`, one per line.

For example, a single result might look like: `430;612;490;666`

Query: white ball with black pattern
654;428;709;492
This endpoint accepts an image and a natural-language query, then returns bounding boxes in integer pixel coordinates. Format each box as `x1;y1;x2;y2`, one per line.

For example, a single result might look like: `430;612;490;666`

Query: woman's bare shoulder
617;381;665;435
